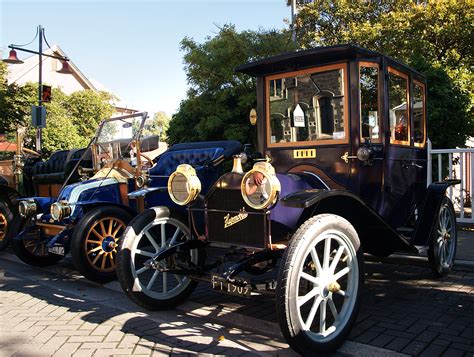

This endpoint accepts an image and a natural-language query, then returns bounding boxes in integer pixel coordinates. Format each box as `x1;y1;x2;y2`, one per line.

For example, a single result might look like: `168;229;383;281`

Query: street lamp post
3;25;71;151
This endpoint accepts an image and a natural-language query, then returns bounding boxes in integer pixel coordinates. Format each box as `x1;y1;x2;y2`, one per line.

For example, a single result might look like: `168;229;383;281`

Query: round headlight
136;172;150;188
19;200;37;218
168;164;201;205
50;201;71;221
241;162;281;210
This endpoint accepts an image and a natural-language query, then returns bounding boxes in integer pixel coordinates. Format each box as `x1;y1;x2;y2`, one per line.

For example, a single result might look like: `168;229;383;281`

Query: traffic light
41;85;52;103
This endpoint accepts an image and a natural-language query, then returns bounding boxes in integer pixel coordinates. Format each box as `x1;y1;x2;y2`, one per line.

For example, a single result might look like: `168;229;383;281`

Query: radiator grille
207;188;267;248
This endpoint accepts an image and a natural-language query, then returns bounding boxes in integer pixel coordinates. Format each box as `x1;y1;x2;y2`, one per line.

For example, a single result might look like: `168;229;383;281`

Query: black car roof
235;44;425;80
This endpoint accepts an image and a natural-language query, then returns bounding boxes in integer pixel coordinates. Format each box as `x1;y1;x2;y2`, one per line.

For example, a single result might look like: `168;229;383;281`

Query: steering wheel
139;153;153;168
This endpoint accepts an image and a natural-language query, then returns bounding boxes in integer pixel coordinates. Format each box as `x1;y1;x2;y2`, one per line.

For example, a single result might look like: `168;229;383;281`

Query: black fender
412;180;460;246
281;189;417;257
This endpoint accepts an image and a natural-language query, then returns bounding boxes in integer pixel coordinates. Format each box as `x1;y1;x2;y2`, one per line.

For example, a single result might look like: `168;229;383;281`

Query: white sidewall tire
276;214;364;356
117;208;201;310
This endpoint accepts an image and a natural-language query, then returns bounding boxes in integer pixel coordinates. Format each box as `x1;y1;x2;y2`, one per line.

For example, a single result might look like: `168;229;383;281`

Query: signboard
32;105;46;128
293;104;305;127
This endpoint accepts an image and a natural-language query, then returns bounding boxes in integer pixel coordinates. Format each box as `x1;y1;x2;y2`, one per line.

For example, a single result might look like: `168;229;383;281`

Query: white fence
427;139;474;224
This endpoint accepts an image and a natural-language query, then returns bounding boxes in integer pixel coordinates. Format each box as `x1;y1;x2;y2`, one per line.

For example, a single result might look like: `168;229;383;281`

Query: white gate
427;139;474;224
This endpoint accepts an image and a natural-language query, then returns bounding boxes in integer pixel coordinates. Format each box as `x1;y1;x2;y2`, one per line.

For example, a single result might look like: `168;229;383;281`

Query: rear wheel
0;196;22;252
117;208;201;310
428;197;457;277
276;214;364;356
11;224;64;266
71;206;132;283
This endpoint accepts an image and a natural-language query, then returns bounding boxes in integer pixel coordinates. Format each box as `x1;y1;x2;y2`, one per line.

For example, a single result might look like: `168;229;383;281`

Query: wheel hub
102;236;116;253
327;281;341;293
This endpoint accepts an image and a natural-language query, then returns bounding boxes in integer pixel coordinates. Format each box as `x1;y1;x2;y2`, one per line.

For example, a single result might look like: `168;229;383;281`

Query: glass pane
413;83;425;144
268;67;346;144
388;71;409;143
359;66;379;141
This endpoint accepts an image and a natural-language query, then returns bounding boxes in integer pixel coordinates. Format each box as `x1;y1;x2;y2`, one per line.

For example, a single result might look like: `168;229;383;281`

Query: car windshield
95;113;147;168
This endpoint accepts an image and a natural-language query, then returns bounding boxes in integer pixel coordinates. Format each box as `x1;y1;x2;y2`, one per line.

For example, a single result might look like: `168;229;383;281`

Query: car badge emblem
224;208;248;229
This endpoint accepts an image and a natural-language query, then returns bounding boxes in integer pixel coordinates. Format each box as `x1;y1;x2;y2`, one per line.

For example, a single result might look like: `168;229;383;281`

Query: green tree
293;0;473;148
64;90;115;139
167;25;296;145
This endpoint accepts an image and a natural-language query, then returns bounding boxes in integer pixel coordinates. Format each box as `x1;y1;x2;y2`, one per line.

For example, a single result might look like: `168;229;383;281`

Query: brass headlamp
168;164;201;206
241;161;281;210
50;201;72;221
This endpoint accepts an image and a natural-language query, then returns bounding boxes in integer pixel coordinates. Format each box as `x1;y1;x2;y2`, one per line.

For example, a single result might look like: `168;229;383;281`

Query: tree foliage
0;65;115;156
294;0;473;148
167;25;296;145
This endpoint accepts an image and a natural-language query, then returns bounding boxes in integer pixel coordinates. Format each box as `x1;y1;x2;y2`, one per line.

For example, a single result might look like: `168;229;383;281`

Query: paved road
1;250;473;356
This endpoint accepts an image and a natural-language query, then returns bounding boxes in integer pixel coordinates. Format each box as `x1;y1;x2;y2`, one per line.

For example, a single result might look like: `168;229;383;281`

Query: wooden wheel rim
0;212;7;242
85;216;126;273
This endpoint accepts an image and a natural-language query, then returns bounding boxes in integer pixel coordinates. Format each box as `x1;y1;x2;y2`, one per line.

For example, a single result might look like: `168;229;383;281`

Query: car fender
75;201;137;219
281;189;417;257
412;179;460;246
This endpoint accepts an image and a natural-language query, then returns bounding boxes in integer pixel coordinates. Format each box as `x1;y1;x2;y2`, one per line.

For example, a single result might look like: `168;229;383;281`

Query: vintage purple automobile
117;45;458;355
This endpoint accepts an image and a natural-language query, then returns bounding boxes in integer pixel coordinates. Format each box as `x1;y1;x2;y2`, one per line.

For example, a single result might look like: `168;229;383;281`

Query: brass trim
168;164;201;206
241;161;281;210
293;149;316;159
0;212;8;241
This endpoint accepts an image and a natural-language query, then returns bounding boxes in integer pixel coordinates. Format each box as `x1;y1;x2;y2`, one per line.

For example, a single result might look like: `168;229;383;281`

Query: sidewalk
1;245;473;356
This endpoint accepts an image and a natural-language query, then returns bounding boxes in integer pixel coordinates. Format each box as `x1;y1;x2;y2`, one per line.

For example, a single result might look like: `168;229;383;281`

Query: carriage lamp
241;161;281;210
136;171;150;188
18;200;37;218
168;164;201;205
50;201;72;221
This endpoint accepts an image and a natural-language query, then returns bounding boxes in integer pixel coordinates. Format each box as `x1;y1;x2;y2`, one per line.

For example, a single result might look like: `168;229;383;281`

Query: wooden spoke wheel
85;217;126;273
71;206;133;283
0;211;7;243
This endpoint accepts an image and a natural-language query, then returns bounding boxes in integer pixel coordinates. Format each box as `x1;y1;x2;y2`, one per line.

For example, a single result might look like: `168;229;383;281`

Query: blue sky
1;0;290;116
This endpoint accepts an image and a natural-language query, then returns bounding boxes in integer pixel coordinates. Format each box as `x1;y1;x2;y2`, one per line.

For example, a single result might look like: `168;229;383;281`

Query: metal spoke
310;248;322;273
304;295;322;330
170;227;181;246
328;298;339;319
160;224;166;248
174;274;183;284
298;287;319;307
135;249;155;258
334;289;349;297
145;231;160;252
329;246;345;273
319;299;327;334
163;272;168;293
136;266;149;275
300;271;319;285
323;237;331;269
333;267;350;281
147;270;159;290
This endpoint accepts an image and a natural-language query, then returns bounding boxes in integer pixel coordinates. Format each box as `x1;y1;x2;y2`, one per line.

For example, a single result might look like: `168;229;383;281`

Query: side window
359;63;380;142
413;81;426;147
388;68;410;145
267;64;348;146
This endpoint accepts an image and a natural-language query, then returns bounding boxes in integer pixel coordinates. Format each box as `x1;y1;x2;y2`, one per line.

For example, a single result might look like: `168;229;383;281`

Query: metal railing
427;139;474;224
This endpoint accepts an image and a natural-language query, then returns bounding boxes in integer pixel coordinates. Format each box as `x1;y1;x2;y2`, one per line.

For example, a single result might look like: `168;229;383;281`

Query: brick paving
1;249;473;356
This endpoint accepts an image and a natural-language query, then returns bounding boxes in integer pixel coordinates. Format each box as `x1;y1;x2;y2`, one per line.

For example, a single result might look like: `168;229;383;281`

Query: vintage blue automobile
13;112;241;283
117;45;459;355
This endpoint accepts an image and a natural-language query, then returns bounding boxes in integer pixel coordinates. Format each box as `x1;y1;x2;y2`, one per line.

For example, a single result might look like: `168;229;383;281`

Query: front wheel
0;196;22;252
71;206;133;283
428;197;457;277
276;214;364;356
117;207;202;310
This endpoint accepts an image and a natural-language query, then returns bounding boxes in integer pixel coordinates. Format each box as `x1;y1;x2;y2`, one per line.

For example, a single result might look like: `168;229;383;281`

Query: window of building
388;68;410;145
413;80;426;147
359;63;380;143
266;63;348;146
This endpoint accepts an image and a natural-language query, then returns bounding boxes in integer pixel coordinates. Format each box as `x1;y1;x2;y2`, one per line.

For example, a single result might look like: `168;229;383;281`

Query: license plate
211;274;251;297
48;245;65;256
